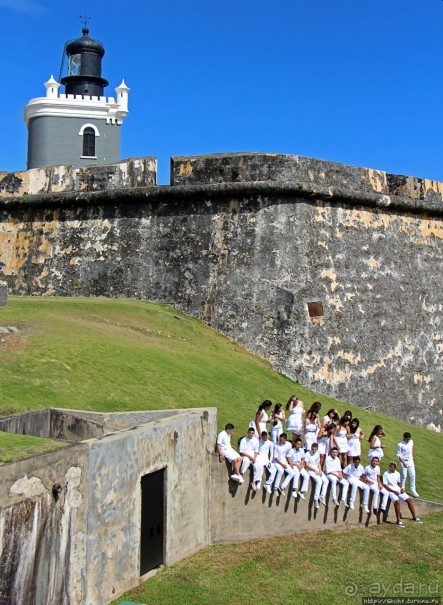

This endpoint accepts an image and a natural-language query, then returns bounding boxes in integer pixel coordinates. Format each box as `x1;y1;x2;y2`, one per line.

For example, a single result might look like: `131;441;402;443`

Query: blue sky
2;0;442;184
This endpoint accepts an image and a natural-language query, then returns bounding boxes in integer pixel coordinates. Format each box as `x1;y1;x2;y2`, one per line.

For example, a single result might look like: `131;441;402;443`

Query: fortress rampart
0;153;442;429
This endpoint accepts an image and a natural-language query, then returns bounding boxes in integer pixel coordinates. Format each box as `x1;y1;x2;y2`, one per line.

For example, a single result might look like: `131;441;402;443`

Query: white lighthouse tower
24;27;130;169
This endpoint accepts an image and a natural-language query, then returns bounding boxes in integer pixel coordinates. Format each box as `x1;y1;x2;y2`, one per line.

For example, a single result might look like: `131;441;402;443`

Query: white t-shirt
216;430;232;453
396;440;414;463
258;439;274;459
325;456;342;474
288;447;305;465
344;463;364;480
239;436;259;456
305;450;320;469
382;470;401;493
273;442;292;463
364;464;380;484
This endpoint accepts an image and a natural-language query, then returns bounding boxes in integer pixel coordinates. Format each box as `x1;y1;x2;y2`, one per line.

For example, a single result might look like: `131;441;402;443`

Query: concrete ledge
210;455;443;544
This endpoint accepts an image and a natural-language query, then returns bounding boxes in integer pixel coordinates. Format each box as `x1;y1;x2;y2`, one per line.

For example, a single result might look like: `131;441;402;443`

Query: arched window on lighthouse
82;127;95;157
79;123;100;158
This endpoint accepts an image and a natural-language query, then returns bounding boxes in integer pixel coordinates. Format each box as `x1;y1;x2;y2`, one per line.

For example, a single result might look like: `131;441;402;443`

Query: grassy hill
0;297;441;502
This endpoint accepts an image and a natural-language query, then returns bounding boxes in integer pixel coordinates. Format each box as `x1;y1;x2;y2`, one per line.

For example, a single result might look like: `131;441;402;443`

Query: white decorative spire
115;79;130;113
44;75;60;99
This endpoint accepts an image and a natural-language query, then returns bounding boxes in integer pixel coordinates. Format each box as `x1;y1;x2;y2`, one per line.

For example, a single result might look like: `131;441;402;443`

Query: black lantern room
60;28;109;96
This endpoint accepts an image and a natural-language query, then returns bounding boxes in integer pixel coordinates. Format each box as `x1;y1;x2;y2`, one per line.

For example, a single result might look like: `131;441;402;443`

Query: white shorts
386;490;410;503
221;447;241;463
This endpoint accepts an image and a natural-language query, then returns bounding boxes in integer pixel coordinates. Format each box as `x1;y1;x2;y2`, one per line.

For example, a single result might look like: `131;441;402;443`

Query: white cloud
0;0;47;14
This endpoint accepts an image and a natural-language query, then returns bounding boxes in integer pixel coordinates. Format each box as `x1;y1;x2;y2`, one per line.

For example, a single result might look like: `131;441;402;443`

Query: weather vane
79;12;91;29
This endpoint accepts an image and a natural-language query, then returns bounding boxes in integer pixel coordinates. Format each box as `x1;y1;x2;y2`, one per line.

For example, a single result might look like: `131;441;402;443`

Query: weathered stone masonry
0;153;442;428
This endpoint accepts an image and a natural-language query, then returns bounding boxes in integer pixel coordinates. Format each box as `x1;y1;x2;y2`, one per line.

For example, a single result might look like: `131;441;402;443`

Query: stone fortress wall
0;153;441;429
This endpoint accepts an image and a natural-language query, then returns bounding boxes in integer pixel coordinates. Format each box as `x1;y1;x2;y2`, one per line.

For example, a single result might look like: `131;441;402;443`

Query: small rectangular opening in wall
140;469;165;576
307;301;324;318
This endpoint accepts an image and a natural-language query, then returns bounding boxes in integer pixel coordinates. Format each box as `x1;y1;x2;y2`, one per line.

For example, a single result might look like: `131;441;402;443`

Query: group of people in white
216;396;423;528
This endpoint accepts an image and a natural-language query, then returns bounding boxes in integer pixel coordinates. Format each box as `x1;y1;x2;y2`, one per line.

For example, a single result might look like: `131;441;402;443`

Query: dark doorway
140;469;165;575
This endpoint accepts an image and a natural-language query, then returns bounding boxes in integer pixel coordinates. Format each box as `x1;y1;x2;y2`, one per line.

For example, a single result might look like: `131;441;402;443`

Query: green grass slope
0;297;441;503
113;512;443;605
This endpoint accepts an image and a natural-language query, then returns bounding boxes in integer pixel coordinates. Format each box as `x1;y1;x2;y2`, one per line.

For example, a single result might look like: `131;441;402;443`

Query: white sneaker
279;488;286;497
411;491;420;498
332;499;339;506
413;518;424;524
341;500;349;508
273;489;279;495
251;482;257;492
319;497;326;506
256;482;262;490
264;484;272;494
292;490;298;498
238;476;245;484
361;504;370;514
231;474;240;482
397;521;406;528
299;492;306;501
349;502;355;510
314;499;320;509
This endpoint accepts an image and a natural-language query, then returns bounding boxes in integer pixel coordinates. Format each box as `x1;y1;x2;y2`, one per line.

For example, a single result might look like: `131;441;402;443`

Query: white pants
327;474;349;502
254;457;277;484
367;483;380;508
291;467;310;492
274;463;296;490
241;456;255;475
400;462;416;493
270;426;283;444
380;488;410;509
348;478;370;506
308;471;328;500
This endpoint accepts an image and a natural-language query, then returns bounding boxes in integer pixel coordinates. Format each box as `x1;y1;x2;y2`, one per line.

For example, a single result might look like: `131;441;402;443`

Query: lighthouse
24;27;130;169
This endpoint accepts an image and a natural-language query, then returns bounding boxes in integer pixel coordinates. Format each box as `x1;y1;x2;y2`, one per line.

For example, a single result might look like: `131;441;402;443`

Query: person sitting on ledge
239;427;259;479
272;433;295;497
304;442;328;508
217;423;244;484
343;455;370;513
253;431;276;493
363;455;383;513
287;437;310;500
380;461;423;528
325;447;349;507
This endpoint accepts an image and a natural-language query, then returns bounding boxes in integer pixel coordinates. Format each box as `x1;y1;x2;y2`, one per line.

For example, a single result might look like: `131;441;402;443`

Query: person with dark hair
380;462;423;528
322;408;340;428
285;395;305;440
334;417;350;467
363;456;383;512
342;410;353;422
287;438;309;499
304;442;328;508
216;423;244;483
253;431;277;493
347;418;364;465
306;401;322;417
325;447;349;506
270;403;286;444
250;400;272;437
272;433;295;497
343;456;370;513
368;425;385;461
239;427;259;479
304;410;320;453
396;432;419;497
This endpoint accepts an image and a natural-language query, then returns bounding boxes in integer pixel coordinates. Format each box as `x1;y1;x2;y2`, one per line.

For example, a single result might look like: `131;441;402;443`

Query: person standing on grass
217;423;244;484
325;447;349;506
272;433;295;497
285;395;305;441
380;461;423;528
304;442;328;509
250;400;272;437
343;456;370;513
396;432;419;497
304;409;320;453
363;456;383;512
287;437;309;500
270;403;286;444
368;425;385;461
346;418;364;466
333;417;350;467
253;431;276;493
239;427;259;480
